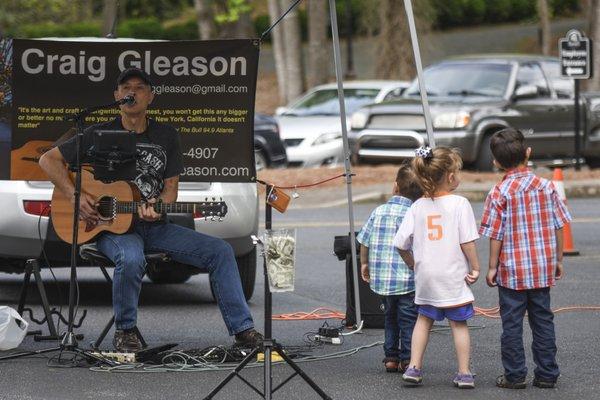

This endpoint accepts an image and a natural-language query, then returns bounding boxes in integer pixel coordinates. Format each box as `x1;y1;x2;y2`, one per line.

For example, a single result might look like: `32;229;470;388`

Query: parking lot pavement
0;198;599;399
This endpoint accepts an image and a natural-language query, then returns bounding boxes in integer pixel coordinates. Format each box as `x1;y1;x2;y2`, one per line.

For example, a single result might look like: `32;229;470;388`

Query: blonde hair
411;147;463;198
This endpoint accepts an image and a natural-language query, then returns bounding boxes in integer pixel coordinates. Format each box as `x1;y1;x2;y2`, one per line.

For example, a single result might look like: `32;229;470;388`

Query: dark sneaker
533;377;556;388
402;366;423;385
113;329;143;353
234;329;264;348
453;373;475;389
495;374;527;389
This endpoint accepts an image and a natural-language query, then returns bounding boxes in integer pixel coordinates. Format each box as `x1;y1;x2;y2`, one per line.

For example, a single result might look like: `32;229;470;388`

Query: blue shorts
418;303;474;322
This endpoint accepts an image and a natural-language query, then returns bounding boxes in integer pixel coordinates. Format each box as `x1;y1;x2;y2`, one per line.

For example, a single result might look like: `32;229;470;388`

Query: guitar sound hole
97;196;116;219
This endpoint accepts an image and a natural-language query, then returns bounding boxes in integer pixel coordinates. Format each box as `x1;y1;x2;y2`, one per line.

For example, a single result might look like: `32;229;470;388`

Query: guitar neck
116;202;211;214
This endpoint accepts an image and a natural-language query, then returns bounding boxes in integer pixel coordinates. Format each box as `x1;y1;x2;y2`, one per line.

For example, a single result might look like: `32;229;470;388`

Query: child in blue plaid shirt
357;162;423;373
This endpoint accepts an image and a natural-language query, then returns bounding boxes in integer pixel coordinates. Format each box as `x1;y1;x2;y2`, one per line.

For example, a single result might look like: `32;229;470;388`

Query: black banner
2;38;259;182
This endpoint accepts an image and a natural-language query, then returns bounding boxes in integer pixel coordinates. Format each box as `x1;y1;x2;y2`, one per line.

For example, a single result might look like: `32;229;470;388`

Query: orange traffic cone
552;168;579;256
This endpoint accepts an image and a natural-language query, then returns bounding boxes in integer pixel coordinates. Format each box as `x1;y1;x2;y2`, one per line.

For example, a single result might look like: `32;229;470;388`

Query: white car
0;37;258;300
276;81;410;168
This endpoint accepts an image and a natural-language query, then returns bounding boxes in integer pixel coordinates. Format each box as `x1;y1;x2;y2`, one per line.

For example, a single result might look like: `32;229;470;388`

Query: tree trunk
280;0;305;102
268;0;288;103
375;0;414;80
307;0;329;88
102;0;119;37
78;0;93;21
194;0;216;40
537;0;551;55
588;0;600;91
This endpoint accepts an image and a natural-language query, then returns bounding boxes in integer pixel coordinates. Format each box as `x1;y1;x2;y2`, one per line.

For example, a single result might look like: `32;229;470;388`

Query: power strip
90;351;136;363
314;335;342;345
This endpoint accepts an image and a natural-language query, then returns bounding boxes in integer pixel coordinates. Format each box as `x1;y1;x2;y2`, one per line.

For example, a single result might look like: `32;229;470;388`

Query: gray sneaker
113;329;143;353
453;373;475;389
402;366;423;385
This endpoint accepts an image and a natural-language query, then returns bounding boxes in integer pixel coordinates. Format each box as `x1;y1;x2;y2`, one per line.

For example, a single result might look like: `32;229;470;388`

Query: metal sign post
559;29;593;171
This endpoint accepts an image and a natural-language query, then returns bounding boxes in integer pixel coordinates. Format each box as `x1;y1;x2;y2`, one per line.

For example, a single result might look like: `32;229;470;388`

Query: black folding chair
79;243;169;350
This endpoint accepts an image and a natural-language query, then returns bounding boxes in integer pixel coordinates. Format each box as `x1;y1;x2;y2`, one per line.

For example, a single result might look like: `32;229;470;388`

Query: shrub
20;22;101;38
163;20;199;40
117;18;164;39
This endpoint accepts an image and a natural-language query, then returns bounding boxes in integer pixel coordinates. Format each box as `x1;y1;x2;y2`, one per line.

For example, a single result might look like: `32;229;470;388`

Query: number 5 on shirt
427;214;443;241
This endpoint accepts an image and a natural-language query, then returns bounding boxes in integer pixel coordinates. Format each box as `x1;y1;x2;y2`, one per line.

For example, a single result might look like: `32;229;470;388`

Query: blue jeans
96;221;254;335
382;292;417;361
498;286;559;383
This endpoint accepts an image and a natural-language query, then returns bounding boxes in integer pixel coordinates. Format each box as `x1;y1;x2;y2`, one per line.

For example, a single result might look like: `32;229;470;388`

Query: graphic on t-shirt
134;142;166;199
427;215;443;241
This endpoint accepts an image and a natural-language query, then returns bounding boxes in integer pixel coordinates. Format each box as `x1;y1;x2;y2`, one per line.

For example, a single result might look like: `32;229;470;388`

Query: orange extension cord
273;305;600;321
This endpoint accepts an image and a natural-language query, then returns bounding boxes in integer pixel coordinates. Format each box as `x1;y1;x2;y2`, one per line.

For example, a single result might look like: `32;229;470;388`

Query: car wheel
255;149;268;171
585;156;600;169
474;134;494;172
146;262;193;284
236;248;257;301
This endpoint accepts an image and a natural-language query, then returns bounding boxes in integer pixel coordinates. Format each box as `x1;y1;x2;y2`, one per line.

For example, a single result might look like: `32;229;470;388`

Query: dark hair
412;147;463;198
489;128;528;169
395;160;423;201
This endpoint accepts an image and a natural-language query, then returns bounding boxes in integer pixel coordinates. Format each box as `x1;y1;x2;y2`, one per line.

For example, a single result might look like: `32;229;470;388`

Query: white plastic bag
0;306;29;351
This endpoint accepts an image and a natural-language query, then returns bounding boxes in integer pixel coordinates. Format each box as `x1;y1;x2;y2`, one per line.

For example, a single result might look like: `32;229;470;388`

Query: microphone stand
63;97;132;351
0;98;131;365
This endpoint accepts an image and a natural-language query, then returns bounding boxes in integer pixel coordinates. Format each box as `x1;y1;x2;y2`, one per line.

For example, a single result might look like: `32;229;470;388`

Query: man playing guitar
39;67;263;352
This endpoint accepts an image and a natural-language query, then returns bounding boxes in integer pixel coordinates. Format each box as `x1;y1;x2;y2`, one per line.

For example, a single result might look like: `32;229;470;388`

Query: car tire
146;262;194;284
236;248;257;301
474;134;494;172
585;156;600;169
255;149;268;171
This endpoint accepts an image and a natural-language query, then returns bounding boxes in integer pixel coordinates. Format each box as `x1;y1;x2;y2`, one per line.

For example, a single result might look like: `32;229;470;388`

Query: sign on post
559;29;592;79
559;29;593;171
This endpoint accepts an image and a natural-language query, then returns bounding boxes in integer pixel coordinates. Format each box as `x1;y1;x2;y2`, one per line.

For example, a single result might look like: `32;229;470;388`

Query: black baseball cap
116;67;153;88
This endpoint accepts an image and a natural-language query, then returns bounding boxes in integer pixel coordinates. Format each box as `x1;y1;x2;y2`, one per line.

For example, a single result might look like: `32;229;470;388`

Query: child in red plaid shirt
479;129;572;390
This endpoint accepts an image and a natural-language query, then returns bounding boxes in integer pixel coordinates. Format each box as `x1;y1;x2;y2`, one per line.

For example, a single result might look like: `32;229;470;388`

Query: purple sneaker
402;366;423;385
453;373;475;389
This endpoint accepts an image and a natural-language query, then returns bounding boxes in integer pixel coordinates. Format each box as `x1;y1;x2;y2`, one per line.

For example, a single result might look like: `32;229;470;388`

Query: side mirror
513;85;538;100
275;106;288;116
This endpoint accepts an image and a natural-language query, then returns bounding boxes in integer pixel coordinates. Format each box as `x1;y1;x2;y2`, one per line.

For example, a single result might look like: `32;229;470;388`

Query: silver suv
0;38;258;299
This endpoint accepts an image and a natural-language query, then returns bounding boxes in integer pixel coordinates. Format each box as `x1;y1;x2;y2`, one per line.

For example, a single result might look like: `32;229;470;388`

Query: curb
310;181;600;209
351;183;600;205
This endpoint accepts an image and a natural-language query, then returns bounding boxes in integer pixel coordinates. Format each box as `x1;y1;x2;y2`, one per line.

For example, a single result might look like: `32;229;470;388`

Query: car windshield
404;63;511;98
283;88;381;116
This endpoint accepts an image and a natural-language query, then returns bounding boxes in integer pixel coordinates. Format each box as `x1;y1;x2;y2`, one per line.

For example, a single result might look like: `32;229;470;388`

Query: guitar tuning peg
211;216;216;221
218;217;223;222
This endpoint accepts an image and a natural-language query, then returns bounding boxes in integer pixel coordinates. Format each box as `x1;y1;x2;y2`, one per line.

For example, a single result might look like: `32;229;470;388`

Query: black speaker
334;233;385;329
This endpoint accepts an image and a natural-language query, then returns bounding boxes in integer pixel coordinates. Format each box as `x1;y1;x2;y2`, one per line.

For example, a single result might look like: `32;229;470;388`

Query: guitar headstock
194;198;227;221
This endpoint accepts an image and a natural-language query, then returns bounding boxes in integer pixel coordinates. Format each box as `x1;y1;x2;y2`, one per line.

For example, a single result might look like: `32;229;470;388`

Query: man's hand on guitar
138;198;162;222
76;192;99;223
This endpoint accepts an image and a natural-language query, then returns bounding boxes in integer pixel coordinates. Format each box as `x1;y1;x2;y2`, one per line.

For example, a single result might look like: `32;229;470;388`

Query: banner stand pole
328;0;363;333
403;0;436;148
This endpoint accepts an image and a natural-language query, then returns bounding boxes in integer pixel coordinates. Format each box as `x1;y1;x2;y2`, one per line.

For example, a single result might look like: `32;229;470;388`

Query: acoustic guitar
51;169;228;244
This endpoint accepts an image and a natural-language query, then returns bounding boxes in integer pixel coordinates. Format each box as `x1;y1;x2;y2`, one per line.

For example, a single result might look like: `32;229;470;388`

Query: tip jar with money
263;229;296;292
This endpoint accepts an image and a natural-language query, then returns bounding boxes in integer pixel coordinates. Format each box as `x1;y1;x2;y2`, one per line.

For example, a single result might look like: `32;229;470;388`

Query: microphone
117;95;135;105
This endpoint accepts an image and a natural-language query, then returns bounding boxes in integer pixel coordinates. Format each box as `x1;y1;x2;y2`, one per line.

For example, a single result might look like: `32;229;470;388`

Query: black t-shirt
59;117;184;200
